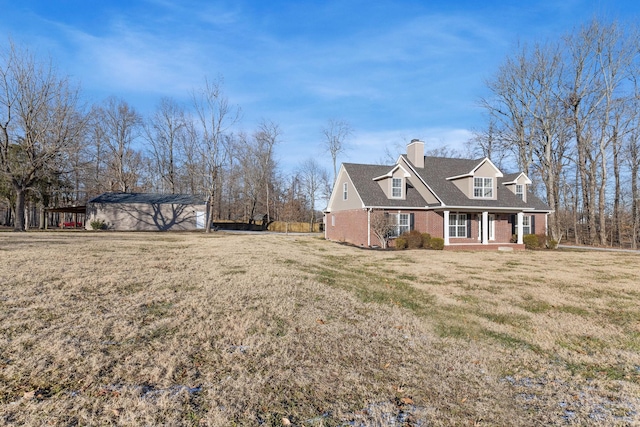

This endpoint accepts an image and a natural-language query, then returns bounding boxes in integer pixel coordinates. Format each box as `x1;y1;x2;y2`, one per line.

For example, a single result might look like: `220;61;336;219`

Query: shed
86;192;207;231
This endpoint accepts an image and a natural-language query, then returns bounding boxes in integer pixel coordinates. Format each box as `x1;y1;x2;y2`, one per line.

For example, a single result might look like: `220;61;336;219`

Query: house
324;140;552;250
86;193;207;231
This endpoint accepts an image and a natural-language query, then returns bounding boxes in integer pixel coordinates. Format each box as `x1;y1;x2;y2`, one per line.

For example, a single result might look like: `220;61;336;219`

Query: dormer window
474;177;493;198
392;178;403;198
515;184;524;200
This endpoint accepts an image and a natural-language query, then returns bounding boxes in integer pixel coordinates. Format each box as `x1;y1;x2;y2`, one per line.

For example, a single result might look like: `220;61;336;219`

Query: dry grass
0;232;639;426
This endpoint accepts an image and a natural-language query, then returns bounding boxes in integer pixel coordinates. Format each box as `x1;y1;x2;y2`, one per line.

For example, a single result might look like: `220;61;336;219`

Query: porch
443;210;527;247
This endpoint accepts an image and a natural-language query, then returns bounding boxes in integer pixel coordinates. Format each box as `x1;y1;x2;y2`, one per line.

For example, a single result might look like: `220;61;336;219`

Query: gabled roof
502;172;532;185
342;163;429;207
89;192;206;205
445;157;504;180
372;164;411;181
337;154;552;212
404;155;551;211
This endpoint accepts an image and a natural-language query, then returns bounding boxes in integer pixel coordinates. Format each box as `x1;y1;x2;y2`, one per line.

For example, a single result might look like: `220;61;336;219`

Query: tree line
476;18;640;248
0;41;348;231
5;18;638;247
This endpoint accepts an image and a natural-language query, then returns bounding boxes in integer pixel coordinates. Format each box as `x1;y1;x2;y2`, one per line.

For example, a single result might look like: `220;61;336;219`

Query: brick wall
325;209;548;247
326;209;443;247
325;209;370;247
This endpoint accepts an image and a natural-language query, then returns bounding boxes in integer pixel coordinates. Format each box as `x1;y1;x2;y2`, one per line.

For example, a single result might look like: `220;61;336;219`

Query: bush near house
430;237;445;250
394;237;408;249
403;230;424;249
523;234;539;249
394;232;441;250
90;219;107;230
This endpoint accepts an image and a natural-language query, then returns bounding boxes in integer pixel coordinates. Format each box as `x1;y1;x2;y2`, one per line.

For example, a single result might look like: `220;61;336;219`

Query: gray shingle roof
413;156;551;210
343;163;428;207
89;192;206;205
343;156;552;212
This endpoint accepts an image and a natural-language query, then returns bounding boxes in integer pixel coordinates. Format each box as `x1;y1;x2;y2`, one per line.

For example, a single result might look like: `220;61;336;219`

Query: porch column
443;210;450;246
482;211;489;245
517;212;524;244
367;209;371;247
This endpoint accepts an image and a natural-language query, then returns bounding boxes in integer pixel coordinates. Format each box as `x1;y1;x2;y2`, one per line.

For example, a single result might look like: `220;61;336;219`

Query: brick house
324;140;552;250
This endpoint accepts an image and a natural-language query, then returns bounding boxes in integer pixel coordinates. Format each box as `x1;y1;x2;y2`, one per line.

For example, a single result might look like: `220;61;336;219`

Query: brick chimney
407;139;424;168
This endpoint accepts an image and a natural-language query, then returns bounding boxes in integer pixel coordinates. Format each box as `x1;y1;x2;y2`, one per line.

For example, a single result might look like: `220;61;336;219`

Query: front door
478;214;495;241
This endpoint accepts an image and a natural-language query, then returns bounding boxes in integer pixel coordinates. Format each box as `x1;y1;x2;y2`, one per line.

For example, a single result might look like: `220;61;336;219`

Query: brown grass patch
0;232;639;425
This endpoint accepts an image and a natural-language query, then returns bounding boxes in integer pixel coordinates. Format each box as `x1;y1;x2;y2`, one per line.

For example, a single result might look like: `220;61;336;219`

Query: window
388;212;413;237
449;213;467;237
474;177;493;198
331;215;335;227
392;178;403;198
343;182;348;200
515;184;524;200
522;215;531;235
397;213;410;235
511;214;535;235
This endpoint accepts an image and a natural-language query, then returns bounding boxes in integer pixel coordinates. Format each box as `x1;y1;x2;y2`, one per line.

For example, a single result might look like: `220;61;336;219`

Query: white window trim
391;178;403;199
389;212;411;237
449;213;468;238
474;177;493;198
515;184;524;200
342;182;348;200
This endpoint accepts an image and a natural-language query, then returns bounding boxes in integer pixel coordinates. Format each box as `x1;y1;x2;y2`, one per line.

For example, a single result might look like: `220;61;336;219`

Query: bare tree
0;40;87;231
237;120;280;226
254;120;280;222
322;119;352;185
481;44;536;176
468;118;510;169
564;19;637;244
191;77;241;232
298;158;328;231
478;20;640;244
92;98;143;193
143;97;187;194
370;210;394;249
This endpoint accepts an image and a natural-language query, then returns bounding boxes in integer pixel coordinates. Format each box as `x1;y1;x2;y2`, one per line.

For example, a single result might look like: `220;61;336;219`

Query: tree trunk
206;196;215;233
612;135;621;246
14;186;26;231
598;145;607;246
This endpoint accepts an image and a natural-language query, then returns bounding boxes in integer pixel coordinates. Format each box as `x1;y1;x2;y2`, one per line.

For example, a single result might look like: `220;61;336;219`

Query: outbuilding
86;192;207;231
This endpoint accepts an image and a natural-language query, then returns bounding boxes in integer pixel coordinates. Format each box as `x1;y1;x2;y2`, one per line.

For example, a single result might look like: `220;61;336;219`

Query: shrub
547;239;558;249
401;230;423;249
430;237;444;250
523;234;539;249
90;219;106;230
536;234;548;248
395;237;408;250
421;233;431;248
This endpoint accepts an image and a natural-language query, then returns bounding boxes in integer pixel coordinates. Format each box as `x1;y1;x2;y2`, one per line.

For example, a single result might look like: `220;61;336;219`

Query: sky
1;0;639;174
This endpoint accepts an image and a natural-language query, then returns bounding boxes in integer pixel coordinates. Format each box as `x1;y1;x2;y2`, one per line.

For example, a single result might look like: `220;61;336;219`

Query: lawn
0;232;639;426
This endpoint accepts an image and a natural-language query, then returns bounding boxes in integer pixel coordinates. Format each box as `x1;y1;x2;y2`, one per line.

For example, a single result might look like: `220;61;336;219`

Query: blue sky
1;0;638;173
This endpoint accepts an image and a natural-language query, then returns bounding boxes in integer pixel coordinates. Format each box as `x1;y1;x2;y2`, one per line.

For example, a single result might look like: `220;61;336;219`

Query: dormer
446;158;503;200
502;173;532;203
373;164;411;200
